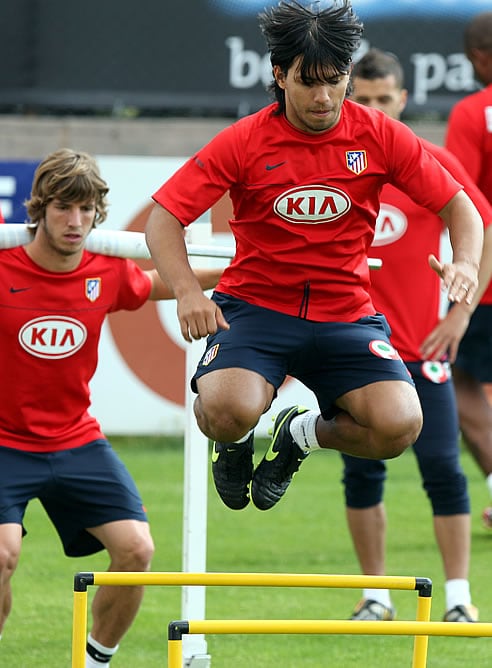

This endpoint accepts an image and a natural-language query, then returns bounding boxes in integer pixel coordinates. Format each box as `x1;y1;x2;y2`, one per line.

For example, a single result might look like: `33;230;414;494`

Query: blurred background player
445;11;492;527
343;48;492;624
0;148;221;667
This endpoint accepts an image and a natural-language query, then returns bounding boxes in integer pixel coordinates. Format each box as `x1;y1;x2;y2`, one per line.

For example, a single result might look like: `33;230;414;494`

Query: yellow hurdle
167;617;492;668
72;571;437;667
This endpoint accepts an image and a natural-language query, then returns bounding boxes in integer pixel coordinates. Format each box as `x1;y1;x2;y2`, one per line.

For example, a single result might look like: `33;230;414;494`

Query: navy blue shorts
192;293;414;419
454;304;492;382
342;361;469;515
0;440;148;557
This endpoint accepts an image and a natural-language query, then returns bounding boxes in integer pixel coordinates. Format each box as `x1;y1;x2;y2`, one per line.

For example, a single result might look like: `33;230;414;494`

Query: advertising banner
0;0;488;117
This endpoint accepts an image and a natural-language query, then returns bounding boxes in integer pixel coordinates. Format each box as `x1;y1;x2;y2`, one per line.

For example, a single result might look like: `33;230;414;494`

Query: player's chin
307;112;336;132
58;239;85;255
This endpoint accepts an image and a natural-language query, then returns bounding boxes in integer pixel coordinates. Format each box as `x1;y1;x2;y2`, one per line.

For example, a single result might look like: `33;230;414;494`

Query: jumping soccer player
145;1;483;514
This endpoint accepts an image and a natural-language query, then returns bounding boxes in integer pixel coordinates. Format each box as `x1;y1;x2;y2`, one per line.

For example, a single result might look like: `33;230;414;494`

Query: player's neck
24;236;84;273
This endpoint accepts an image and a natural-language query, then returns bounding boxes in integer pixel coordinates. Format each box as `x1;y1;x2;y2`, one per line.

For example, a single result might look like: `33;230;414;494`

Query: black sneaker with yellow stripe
251;406;309;510
211;435;254;510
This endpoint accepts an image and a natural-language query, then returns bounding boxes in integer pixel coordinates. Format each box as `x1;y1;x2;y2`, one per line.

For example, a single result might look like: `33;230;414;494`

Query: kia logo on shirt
372;203;408;246
274;185;351;224
18;316;87;359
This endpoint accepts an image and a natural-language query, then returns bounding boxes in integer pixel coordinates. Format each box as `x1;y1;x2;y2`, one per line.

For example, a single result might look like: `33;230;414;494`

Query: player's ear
273;65;286;89
399;88;409;114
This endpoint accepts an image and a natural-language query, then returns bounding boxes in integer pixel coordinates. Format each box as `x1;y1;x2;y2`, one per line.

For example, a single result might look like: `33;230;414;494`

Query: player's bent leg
0;523;22;634
321;380;423;460
87;519;154;649
194;367;274;442
196;368;275;509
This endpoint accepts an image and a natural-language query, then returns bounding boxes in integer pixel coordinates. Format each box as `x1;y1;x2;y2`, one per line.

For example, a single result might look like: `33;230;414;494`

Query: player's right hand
177;292;229;342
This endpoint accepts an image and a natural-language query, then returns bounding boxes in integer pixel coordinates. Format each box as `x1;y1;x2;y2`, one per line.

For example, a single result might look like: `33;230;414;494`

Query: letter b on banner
226;36;271;89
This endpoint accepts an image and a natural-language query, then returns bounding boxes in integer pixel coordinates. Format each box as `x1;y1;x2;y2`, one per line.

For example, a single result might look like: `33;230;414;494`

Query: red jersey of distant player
445;84;492;306
153;101;461;323
0;247;151;452
370;139;492;362
446;84;492;205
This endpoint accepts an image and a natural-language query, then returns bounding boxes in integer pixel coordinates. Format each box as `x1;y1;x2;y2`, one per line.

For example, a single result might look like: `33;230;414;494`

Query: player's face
350;75;407;120
275;57;350;134
40;198;97;256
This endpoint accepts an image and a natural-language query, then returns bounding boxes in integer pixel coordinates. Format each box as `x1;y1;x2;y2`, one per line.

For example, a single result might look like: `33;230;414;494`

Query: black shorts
192;293;414;419
454;304;492;382
0;440;148;557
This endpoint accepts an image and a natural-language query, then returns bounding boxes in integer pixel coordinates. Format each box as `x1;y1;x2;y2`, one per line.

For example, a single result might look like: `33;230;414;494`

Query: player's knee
373;411;423;460
422;460;470;514
342;458;386;506
114;533;155;571
0;543;20;576
194;395;262;442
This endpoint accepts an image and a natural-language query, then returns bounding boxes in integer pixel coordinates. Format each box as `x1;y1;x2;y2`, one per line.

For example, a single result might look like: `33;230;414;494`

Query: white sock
86;633;119;666
289;410;321;453
234;429;254;444
486;473;492;500
363;588;392;608
445;579;471;610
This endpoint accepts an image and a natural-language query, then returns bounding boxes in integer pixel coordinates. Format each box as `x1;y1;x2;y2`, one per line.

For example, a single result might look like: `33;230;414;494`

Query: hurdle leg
168;639;183;668
72;589;88;667
412;590;432;668
168;621;188;668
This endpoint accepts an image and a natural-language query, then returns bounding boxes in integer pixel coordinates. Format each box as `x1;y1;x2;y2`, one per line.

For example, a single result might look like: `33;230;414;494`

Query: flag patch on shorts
369;339;401;360
421;360;450;384
201;343;220;366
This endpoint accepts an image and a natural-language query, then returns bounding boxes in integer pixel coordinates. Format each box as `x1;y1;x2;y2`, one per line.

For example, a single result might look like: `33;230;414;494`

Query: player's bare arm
147;267;223;301
431;189;483;304
145;203;229;342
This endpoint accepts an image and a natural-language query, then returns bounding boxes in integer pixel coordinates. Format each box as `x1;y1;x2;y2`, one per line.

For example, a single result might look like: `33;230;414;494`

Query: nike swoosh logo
265;406;300;461
211;444;220;463
265;161;286;171
92;652;111;662
265;442;280;462
10;287;31;293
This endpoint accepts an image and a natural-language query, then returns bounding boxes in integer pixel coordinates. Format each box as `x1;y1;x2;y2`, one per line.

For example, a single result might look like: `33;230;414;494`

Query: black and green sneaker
251;406;309;510
211;434;254;510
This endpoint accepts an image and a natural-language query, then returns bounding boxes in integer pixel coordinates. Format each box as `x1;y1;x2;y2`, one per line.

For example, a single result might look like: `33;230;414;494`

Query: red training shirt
370;139;492;361
0;247;151;451
153;101;462;323
445;83;492;205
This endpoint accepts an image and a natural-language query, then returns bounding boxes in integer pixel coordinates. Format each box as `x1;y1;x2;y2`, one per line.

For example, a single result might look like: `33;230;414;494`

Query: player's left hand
428;254;478;305
420;303;471;364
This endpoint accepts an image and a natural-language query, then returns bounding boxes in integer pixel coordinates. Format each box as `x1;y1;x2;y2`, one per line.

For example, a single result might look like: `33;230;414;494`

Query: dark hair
25;148;109;226
352;48;404;88
464;11;492;53
259;0;363;112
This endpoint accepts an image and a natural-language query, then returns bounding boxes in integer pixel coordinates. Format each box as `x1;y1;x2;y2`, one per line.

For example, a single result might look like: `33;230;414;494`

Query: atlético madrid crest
346;150;367;175
85;278;101;302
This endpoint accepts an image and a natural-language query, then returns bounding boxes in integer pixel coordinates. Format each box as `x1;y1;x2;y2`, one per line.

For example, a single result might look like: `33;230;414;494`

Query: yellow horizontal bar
90;572;421;591
186;619;492;638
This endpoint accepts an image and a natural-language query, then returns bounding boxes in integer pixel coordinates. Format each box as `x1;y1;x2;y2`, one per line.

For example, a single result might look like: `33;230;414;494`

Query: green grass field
2;436;492;667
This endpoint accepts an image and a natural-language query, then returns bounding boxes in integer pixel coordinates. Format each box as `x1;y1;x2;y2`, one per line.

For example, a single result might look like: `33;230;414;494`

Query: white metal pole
181;222;212;667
